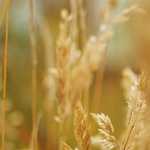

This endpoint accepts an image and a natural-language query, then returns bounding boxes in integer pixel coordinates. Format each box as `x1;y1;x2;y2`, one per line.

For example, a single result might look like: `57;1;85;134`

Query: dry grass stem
1;11;9;150
78;0;87;47
70;0;79;49
120;68;147;150
56;9;72;119
74;101;91;150
30;114;41;150
91;113;117;150
0;0;149;150
28;0;38;149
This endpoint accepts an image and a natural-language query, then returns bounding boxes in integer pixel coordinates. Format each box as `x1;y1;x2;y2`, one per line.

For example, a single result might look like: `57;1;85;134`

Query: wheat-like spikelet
57;0;140;114
135;72;150;150
55;9;73;119
51;9;74;150
91;113;117;150
47;2;146;150
70;21;112;111
74;101;91;150
69;0;87;49
120;68;147;150
70;0;137;110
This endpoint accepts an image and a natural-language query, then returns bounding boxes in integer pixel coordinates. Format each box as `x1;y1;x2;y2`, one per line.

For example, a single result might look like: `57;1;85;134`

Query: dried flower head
121;68;147;150
91;113;117;150
74;102;91;150
56;9;72;119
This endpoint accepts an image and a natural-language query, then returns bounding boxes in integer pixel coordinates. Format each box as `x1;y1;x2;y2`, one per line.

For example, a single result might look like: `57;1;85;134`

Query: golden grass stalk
39;21;55;150
74;101;91;150
38;1;146;149
56;9;72;119
120;68;147;150
91;113;118;150
70;0;87;49
70;0;79;49
70;0;114;107
54;9;73;150
39;21;54;68
92;3;144;112
78;0;87;48
136;72;150;149
30;114;41;150
28;0;38;149
1;11;9;150
90;68;147;150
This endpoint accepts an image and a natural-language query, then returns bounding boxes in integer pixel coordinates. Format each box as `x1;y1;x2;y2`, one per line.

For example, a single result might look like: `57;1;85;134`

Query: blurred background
0;0;150;149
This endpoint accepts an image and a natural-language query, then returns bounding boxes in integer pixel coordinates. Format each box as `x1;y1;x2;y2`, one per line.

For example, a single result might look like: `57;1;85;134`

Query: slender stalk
30;114;41;150
78;0;87;48
70;0;79;48
1;12;9;150
28;0;38;149
120;102;144;150
121;121;136;150
40;23;55;149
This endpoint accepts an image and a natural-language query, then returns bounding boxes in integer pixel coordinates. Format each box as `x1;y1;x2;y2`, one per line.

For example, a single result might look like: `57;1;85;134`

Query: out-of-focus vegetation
0;0;150;150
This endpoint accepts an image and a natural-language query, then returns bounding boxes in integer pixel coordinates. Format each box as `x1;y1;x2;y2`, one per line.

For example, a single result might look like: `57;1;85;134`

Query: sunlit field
0;0;150;150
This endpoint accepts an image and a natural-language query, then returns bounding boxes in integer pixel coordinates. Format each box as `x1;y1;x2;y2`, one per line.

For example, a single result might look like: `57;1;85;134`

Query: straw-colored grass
1;11;9;150
0;0;149;150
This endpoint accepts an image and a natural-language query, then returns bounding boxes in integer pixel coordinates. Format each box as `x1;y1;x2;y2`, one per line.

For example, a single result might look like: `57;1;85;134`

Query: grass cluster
0;0;149;150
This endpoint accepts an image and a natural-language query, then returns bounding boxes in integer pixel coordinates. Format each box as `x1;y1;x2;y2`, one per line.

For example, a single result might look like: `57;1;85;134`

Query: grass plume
74;101;91;150
0;0;149;150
